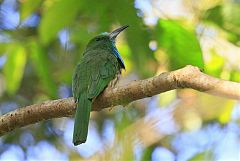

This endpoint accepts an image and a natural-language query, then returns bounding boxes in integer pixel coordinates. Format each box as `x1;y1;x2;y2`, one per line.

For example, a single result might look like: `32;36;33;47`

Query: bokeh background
0;0;240;160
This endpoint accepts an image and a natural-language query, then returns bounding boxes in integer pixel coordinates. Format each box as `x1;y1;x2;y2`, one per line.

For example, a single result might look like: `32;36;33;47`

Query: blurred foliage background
0;0;240;160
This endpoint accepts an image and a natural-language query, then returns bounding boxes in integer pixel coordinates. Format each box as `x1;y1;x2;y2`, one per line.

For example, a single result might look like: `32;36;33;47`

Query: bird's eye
96;38;101;41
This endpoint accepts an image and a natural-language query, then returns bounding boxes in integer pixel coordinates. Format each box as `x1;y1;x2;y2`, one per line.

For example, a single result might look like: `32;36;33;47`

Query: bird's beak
110;25;129;40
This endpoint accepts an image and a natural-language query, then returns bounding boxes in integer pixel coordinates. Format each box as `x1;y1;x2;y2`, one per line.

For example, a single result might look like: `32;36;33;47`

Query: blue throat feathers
112;44;125;69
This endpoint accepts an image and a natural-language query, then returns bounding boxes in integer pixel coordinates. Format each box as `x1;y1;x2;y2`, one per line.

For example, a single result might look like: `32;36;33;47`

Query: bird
72;25;128;145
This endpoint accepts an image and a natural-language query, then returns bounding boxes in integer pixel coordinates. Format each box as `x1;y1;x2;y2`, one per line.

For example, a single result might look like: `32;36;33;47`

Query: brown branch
0;65;239;136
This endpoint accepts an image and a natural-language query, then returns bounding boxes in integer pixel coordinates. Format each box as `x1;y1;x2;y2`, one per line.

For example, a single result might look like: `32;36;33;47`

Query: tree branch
0;65;239;136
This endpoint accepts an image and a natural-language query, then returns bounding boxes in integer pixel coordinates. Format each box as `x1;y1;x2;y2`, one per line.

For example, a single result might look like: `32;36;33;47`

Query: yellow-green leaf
205;49;224;77
230;70;240;82
189;151;213;161
156;20;204;70
3;44;27;95
218;100;235;124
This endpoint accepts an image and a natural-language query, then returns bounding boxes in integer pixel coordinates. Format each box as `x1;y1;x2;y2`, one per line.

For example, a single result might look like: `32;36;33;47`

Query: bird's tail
73;93;92;145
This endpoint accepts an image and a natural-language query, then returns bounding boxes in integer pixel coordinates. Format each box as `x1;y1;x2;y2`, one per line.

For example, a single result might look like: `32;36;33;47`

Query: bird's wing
72;57;90;102
72;50;120;101
72;61;87;102
87;52;119;99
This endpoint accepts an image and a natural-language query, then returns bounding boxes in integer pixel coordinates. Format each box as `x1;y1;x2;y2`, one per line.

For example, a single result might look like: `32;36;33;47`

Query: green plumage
72;26;128;145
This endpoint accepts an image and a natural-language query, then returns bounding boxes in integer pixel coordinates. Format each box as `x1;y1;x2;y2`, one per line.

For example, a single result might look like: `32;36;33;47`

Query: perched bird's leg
107;73;121;111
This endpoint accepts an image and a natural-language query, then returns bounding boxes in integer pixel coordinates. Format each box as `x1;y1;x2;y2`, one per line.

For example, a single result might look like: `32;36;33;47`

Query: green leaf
204;5;223;27
230;70;240;82
39;0;80;45
140;146;155;161
188;151;213;161
156;20;204;70
29;40;57;98
203;3;240;44
20;0;42;20
3;44;27;95
0;43;9;55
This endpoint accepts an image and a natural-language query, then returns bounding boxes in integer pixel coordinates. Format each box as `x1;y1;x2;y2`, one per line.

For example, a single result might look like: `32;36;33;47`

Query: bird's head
85;25;128;51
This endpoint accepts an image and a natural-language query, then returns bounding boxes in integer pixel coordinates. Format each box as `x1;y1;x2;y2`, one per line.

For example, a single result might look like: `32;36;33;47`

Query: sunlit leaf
205;49;224;77
156;20;204;70
194;93;235;122
218;100;235;124
230;70;240;82
29;40;57;98
3;44;27;95
188;151;213;161
20;0;42;20
39;0;80;45
204;2;240;44
158;90;176;107
223;2;240;27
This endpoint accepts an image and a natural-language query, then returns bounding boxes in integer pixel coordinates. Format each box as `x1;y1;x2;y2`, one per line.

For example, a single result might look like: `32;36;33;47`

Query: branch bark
0;65;239;136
